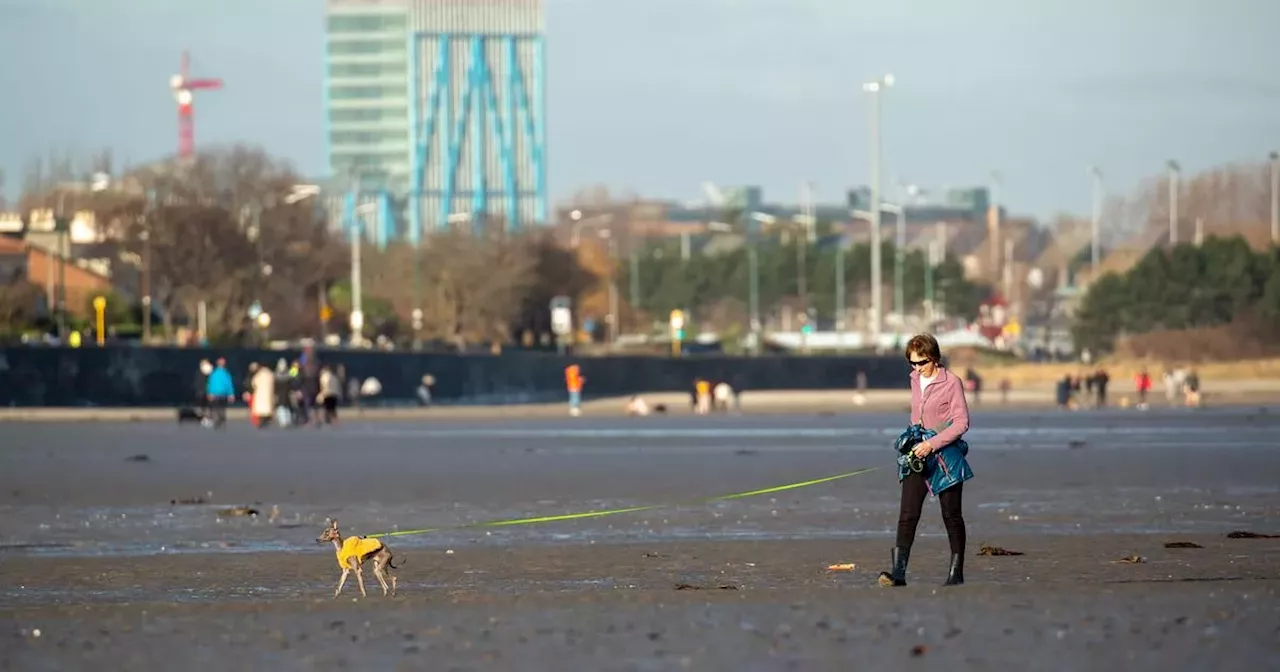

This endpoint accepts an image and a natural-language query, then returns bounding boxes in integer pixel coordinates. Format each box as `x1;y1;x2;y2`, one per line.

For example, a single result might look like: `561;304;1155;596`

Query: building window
329;85;407;100
330;130;408;145
331;151;409;165
329;62;407;78
329;108;408;122
327;39;406;55
327;14;407;33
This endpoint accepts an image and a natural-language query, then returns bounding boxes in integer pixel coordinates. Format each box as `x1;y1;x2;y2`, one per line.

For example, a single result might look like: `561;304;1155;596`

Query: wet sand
2;410;1279;669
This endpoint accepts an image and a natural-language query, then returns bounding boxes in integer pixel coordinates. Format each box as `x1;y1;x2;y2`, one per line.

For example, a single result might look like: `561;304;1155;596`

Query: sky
0;0;1277;219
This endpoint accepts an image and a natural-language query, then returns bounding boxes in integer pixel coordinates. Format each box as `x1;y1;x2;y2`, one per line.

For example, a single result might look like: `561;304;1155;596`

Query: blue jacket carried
206;367;235;398
894;422;974;494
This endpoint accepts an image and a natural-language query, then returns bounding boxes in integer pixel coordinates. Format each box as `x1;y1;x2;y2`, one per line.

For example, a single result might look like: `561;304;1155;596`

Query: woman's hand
912;440;934;459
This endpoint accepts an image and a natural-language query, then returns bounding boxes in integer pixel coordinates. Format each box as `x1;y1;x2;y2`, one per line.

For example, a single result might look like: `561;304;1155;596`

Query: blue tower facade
407;0;547;240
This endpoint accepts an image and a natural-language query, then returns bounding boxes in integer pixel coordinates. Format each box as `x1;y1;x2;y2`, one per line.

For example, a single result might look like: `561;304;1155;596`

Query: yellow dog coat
336;535;384;569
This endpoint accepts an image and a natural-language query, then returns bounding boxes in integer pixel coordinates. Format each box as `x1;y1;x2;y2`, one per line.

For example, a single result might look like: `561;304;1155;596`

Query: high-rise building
324;0;548;243
326;0;413;194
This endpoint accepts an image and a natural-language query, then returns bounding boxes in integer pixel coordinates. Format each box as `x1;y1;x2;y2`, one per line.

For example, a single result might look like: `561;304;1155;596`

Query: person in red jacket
1134;369;1152;410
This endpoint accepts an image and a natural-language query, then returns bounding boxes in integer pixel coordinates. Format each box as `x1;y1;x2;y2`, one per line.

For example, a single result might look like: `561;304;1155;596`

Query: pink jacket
910;367;971;449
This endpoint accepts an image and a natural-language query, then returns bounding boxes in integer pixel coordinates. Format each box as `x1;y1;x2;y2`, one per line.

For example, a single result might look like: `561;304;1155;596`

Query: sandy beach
2;409;1278;669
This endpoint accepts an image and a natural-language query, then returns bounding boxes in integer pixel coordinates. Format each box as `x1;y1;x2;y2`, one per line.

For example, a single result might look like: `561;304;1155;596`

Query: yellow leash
367;466;881;539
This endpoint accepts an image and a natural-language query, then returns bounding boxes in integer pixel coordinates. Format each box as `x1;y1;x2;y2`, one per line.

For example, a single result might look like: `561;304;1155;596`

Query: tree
356;231;569;348
66;145;349;342
0;279;43;334
1071;234;1278;355
618;236;989;333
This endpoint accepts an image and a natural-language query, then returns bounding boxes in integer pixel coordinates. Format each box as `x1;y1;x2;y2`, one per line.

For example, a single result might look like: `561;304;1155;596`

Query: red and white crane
170;50;222;160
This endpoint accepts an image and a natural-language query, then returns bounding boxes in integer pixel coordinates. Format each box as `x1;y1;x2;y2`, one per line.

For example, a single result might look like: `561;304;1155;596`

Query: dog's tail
388;556;402;570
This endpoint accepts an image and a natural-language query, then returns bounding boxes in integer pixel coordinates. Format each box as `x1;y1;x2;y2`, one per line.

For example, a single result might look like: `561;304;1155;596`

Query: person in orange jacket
565;364;585;417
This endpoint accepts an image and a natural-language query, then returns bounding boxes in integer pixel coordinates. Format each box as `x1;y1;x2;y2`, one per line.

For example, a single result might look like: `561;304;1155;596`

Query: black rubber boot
877;546;910;587
943;553;964;586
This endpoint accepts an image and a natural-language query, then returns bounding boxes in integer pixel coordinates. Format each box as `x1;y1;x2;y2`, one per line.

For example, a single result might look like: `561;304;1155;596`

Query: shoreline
2;382;1277;422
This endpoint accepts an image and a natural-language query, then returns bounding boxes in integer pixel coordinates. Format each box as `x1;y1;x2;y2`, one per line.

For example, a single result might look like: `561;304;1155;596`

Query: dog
176;407;205;424
316;518;398;598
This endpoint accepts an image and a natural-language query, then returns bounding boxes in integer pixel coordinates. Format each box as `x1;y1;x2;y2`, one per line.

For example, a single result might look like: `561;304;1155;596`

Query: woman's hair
904;333;942;363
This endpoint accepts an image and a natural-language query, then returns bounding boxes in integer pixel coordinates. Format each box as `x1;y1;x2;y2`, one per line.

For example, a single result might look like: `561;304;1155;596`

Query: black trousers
896;471;966;554
209;397;228;429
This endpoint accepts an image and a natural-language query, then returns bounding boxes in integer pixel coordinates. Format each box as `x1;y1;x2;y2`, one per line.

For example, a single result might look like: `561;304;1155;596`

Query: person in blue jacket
204;357;235;430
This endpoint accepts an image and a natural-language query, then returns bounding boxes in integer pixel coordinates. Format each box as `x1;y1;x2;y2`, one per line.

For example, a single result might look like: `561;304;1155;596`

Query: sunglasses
907;358;931;368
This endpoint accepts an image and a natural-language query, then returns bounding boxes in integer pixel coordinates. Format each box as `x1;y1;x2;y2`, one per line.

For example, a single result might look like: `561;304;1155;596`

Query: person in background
1135;368;1152;410
416;374;435;407
1056;374;1072;410
1094;368;1110;407
195;359;213;422
713;381;733;412
625;395;651;416
299;348;321;427
879;333;972;588
964;368;983;405
250;363;276;429
999;378;1011;405
346;373;362;410
204;358;235;430
335;364;349;406
319;364;342;425
273;358;293;427
695;378;712;415
243;363;261;427
1183;369;1201;407
565;364;585;417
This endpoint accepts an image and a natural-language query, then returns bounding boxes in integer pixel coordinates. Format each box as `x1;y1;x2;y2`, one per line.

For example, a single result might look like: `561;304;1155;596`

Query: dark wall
0;347;910;407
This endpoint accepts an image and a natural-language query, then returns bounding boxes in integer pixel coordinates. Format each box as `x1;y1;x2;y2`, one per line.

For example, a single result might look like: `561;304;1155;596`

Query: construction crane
170;50;222;160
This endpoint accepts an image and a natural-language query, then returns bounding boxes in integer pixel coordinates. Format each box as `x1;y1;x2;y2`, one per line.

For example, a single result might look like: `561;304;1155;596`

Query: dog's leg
373;561;390;596
355;564;367;597
334;568;349;598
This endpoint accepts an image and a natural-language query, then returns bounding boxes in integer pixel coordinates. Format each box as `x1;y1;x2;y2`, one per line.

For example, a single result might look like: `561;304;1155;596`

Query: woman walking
879;333;973;587
319;365;342;426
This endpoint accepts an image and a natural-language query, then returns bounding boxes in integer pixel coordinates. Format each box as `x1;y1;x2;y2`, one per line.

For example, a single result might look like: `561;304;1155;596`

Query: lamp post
598;229;619;345
882;203;905;324
140;189;155;343
1269;151;1278;244
862;73;894;344
706;220;758;349
628;248;640;333
351;201;380;346
924;239;940;325
752;210;815;328
1167;160;1180;245
568;210;613;248
1090;166;1103;273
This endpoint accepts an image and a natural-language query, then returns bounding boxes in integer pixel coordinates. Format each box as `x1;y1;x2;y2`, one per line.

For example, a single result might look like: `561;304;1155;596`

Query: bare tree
0;279;43;331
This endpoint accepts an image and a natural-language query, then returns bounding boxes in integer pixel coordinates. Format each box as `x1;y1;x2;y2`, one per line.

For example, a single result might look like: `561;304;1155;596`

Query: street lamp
350;200;380;346
1089;166;1103;273
708;219;759;348
881;203;905;324
569;210;613;247
1269;151;1278;244
598;229;619;346
862;73;894;343
853;201;904;327
1167;160;1180;245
